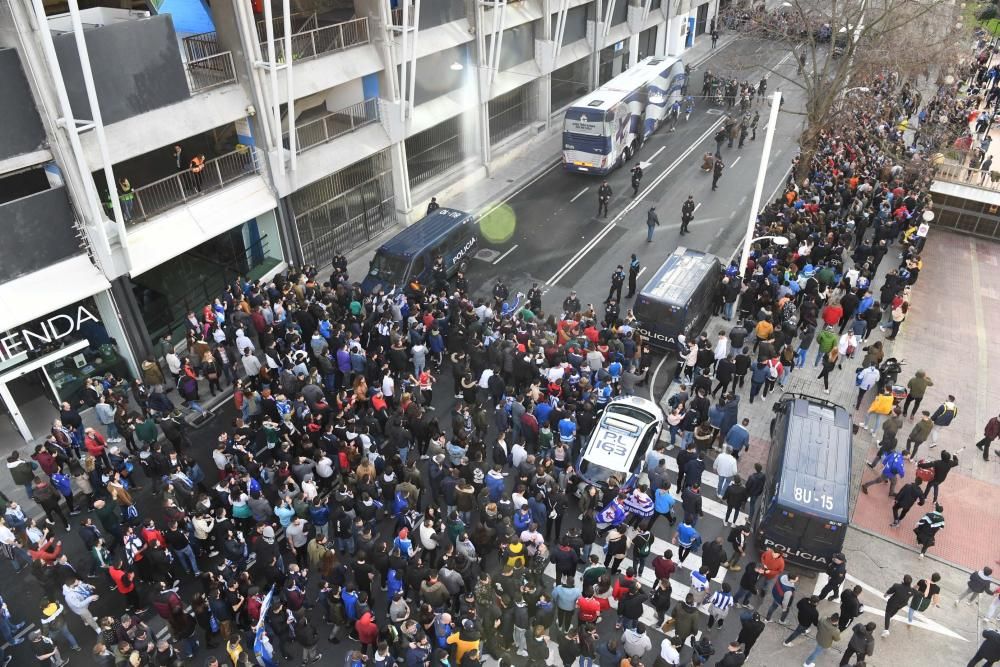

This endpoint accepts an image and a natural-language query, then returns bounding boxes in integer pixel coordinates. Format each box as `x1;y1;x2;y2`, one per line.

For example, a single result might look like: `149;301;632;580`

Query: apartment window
291;150;396;264
405;117;469;190
488;84;536;146
551;58;590;113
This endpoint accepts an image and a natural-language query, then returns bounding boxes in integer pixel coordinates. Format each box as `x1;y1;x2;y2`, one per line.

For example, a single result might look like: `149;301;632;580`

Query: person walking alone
598;181;612;217
646;207;660;242
631;164;643;197
680;196;695;235
712;158;725;191
914;504;946;558
975;413;1000;461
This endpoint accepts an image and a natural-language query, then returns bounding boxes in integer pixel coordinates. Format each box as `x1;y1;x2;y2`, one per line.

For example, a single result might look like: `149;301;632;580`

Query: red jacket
355;612;379;644
27;538;62;563
821;304;843;327
84;432;107;457
109;566;135;594
576;596;601;622
761;549;785;581
612;575;636;600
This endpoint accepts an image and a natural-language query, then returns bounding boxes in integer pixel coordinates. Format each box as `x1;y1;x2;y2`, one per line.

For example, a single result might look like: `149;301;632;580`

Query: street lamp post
738;90;783;277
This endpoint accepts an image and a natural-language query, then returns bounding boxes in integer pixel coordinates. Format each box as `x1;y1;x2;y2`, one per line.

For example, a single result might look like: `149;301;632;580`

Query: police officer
563;290;581;316
492;279;509;308
431;255;447;293
598;181;613;217
527;283;543;313
607;265;626;304
454;271;469;294
605;299;620;327
712;158;725;191
626;254;641;299
681;195;696;234
630;164;644;197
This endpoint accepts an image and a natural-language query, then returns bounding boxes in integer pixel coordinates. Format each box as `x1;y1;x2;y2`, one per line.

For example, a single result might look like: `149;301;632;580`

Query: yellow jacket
868;393;894;415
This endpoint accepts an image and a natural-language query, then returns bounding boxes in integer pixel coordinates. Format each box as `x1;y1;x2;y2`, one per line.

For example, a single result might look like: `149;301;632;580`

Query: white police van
576;396;664;490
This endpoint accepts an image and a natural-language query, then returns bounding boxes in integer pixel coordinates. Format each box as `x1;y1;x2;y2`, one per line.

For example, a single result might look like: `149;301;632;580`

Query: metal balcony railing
185;51;238;93
255;11;315;43
182;31;223;61
288;98;380;153
126;147;261;224
261;16;369;63
935;162;1000;193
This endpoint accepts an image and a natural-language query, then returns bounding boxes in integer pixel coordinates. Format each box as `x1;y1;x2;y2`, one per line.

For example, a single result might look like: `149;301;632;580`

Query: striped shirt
709;590;734;614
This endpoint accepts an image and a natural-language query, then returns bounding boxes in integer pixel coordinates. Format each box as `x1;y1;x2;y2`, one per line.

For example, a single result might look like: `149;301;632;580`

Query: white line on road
693;202;703;212
649;355;668;404
570;187;589;203
492;244;519;264
650;146;666;161
738;195;748;206
731;156;741;167
728;210;737;219
715;227;725;237
637;266;647;277
545;116;728;286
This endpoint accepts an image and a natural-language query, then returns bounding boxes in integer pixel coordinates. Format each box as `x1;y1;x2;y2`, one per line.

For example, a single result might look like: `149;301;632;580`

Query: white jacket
714;452;739;478
62;581;96;614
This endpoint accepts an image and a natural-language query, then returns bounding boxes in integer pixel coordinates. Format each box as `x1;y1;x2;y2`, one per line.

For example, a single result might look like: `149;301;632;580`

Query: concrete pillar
388;141;413;216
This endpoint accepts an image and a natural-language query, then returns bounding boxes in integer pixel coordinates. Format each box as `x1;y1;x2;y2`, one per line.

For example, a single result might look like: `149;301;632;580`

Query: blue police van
361;207;478;294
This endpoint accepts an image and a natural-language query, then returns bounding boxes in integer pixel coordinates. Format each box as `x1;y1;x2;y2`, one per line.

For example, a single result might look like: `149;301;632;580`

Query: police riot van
361;207;477;294
633;248;721;351
754;394;853;570
576;396;664;491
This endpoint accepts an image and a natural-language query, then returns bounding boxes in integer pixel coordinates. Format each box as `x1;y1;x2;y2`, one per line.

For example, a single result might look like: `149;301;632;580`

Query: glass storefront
0;292;134;442
130;212;284;343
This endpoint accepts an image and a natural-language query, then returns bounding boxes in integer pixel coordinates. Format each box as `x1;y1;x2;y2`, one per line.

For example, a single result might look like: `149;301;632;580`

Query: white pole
66;0;132;271
284;0;296;172
738;90;781;277
263;0;284;175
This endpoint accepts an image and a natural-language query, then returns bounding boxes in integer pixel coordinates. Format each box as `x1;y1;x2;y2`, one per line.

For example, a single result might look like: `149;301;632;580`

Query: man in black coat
818;554;847;600
782;595;820;646
838;585;864;631
969;629;1000;667
701;537;726;580
891;478;923;527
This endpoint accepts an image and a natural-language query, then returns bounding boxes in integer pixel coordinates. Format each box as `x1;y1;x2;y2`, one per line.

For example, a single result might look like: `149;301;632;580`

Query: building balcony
260;16;370;63
287;98;381;154
180;32;239;94
934;162;1000;194
125;147;262;224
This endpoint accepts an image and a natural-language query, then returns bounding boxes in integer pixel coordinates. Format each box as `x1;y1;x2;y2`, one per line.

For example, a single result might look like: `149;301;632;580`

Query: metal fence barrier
290;98;380;153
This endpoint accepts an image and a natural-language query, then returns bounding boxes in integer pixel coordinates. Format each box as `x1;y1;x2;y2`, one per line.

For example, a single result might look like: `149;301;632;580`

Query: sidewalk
345;32;740;280
657;229;1000;573
850;230;1000;571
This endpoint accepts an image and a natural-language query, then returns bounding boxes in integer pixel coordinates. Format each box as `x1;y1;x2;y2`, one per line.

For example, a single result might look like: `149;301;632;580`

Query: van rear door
634;295;686;349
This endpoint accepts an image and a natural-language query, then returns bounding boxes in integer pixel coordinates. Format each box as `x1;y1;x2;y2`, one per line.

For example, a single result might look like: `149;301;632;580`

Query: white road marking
570;187;589;203
715;227;725;237
492;244;519;264
693;202;703;212
813;573;966;641
546;117;728;286
650;146;666;161
731;156;741;167
649;355;668;404
637;266;647;277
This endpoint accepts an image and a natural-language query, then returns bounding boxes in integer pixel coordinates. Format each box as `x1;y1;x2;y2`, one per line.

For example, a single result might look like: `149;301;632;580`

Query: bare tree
718;0;963;179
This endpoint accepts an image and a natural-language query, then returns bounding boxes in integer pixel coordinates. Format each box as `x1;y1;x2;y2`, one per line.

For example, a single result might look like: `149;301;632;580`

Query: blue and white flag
597;498;626;526
254;586;277;667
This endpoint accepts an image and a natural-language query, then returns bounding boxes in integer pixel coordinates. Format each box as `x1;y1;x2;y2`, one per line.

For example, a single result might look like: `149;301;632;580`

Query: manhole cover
706;109;725;115
474;248;500;262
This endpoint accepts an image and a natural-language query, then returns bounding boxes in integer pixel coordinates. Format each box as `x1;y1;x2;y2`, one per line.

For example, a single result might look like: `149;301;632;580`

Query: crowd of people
4;26;1000;667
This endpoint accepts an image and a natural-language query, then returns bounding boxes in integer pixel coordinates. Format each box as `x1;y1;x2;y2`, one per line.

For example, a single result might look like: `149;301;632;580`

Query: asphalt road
464;37;804;405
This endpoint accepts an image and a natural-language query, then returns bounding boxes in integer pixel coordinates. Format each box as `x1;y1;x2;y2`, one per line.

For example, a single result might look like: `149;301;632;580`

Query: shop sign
0;306;100;362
